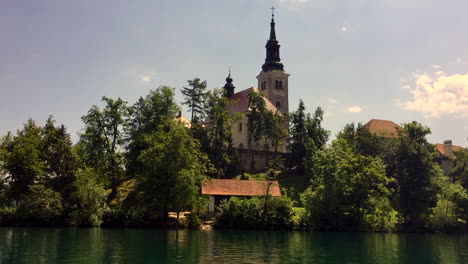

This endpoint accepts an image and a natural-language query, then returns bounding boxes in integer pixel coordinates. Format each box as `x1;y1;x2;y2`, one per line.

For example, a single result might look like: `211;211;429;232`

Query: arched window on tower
238;123;243;132
275;80;283;90
261;80;266;90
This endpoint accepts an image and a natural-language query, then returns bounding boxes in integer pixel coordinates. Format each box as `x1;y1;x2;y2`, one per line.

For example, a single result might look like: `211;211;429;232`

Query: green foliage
126;86;180;177
41;116;79;198
79;97;128;195
302;139;396;231
452;148;468;189
2;119;46;202
394;122;439;229
181;78;208;124
136;121;210;222
216;196;294;229
428;175;468;231
246;90;268;146
199;89;239;177
289;101;329;173
16;184;63;224
264;111;289;153
68;168;108;227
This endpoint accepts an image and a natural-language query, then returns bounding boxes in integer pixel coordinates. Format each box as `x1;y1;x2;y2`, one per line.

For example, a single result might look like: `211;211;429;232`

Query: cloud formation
328;98;337;103
347;106;362;113
403;73;468;117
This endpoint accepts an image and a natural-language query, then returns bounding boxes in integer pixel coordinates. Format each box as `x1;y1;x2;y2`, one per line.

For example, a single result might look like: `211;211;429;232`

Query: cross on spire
271;6;275;19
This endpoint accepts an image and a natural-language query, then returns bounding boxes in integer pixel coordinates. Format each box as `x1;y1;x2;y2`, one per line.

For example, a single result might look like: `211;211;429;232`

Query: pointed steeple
262;7;284;72
223;68;235;98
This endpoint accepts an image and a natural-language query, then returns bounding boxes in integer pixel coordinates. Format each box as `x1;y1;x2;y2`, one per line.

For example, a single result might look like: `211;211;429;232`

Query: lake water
0;228;467;264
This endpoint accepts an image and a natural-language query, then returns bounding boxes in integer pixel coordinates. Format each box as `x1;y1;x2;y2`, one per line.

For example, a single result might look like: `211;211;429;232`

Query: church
222;12;290;172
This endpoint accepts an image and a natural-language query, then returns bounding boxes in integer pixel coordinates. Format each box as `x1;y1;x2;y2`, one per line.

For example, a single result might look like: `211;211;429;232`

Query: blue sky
1;0;467;147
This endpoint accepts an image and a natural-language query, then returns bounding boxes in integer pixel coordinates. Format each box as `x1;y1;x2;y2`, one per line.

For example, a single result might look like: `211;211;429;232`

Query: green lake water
0;228;467;264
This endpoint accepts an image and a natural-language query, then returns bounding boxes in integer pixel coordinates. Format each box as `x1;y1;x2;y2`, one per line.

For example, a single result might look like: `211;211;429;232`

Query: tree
126;86;180;177
265;111;289;154
16;184;63;224
2;119;45;203
41;116;79;197
452;148;468;189
394;122;439;229
68;168;108;226
302;138;396;231
181;78;208;124
80;97;128;197
289;101;329;174
201;89;239;177
136;121;210;223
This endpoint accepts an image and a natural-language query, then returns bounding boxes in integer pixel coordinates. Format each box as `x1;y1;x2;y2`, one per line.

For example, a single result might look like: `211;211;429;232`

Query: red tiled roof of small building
227;87;279;115
363;119;402;138
201;179;281;197
435;143;463;157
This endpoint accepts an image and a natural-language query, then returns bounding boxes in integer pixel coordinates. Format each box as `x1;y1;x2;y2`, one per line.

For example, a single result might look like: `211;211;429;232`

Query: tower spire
262;7;284;72
223;67;235;98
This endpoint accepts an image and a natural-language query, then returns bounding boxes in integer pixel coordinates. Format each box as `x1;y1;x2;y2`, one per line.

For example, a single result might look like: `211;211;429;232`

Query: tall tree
136;121;210;222
41;116;78;196
2;119;45;203
265;111;289;154
289;101;329;174
394;121;439;229
202;89;239;177
181;78;208;124
80;97;128;197
126;86;180;176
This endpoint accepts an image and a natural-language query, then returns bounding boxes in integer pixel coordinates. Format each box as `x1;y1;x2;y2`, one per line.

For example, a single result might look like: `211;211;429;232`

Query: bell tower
256;8;289;113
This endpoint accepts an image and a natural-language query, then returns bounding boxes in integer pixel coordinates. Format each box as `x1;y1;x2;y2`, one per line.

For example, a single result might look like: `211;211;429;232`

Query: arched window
261;80;266;90
276;101;281;109
239;143;243;149
238;123;243;132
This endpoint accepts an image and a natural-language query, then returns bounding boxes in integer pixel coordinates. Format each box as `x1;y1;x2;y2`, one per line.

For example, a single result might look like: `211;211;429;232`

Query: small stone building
201;179;281;213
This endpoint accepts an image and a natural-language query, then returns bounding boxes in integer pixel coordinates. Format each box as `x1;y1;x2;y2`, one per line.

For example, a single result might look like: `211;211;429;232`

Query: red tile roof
435;143;463;157
227;87;279;114
363;119;402;138
201;179;281;197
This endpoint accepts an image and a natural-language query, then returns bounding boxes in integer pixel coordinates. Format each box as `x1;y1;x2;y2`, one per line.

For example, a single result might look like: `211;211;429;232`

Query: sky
1;0;467;147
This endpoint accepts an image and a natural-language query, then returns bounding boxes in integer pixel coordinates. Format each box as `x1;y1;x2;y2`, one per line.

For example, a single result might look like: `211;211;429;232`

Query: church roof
201;179;281;197
227;87;279;114
363;119;401;138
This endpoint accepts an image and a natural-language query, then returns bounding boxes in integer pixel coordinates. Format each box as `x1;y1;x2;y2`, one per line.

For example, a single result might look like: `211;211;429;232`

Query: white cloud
328;98;337;104
432;65;442;69
457;57;468;64
402;73;468;117
401;85;411;89
341;26;348;32
140;75;152;82
347;106;362;113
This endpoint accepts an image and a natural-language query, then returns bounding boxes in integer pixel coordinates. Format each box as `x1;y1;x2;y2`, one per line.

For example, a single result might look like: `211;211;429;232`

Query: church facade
223;14;290;172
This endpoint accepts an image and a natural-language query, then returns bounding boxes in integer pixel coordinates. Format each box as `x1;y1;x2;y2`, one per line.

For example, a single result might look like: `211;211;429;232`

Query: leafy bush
215;196;294;229
67;168;108;227
16;184;63;224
